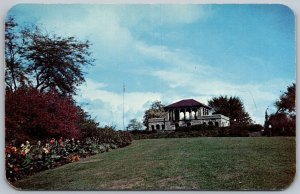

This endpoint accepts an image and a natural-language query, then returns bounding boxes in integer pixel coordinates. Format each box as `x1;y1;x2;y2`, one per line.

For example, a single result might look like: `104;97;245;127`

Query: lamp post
269;124;272;136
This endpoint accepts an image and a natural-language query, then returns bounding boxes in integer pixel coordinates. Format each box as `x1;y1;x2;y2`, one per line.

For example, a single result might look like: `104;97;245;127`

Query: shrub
218;126;249;137
176;124;218;132
131;123;259;139
244;124;264;132
6;88;82;144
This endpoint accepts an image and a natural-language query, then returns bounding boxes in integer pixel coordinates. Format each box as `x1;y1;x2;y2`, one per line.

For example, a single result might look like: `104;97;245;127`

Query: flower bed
6;135;132;182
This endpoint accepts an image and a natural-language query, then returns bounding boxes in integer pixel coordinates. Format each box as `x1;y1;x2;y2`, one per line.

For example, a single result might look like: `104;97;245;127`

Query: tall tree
5;17;94;96
208;96;252;126
126;119;143;131
5;17;26;91
21;27;94;96
275;83;295;117
266;83;296;136
143;101;167;128
77;107;100;139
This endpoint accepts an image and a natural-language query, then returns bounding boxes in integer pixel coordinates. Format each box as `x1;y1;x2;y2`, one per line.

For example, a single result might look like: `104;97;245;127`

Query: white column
173;109;175;121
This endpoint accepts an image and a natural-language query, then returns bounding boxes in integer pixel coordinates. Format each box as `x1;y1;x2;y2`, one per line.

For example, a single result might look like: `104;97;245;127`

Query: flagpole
123;83;125;131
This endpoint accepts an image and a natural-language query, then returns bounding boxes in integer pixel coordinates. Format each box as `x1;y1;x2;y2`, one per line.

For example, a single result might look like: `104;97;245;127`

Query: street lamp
269;124;272;136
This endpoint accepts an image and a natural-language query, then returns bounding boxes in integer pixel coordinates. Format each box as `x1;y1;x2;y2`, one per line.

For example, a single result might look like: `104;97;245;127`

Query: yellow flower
43;147;49;154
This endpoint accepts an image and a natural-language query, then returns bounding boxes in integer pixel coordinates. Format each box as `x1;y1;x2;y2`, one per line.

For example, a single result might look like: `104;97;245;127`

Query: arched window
185;112;190;120
179;112;184;120
215;122;219;127
156;124;160;130
191;111;196;119
208;121;213;126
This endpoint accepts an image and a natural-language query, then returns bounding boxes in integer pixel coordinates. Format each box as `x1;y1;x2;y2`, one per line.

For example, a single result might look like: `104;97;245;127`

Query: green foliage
143;101;167;128
126;119;143;131
266;83;296;136
77;107;99;139
208;96;252;126
275;83;295;116
131;124;256;140
5;16;94;96
176;124;218;132
5;17;26;91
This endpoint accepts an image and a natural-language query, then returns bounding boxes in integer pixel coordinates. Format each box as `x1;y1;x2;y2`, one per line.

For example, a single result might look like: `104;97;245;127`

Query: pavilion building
148;99;230;131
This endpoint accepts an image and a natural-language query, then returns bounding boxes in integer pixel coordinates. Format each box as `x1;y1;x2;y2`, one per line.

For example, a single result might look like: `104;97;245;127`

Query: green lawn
11;137;295;190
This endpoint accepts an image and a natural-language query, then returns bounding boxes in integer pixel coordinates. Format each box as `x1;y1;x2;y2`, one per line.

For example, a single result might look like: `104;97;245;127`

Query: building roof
164;99;212;110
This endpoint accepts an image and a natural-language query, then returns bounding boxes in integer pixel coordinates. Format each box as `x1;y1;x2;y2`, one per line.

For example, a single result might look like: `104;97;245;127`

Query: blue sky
7;4;295;128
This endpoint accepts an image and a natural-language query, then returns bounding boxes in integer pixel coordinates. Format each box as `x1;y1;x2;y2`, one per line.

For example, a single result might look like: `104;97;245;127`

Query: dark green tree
21;27;94;96
275;83;295;117
208;96;252;126
77;107;100;139
126;119;143;131
268;112;295;136
5;16;94;96
143;101;167;128
267;83;296;136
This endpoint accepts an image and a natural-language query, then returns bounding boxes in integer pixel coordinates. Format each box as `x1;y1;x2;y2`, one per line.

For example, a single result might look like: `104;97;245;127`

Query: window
151;125;155;130
162;125;165;130
208;121;213;126
156;124;160;130
203;109;208;115
215;122;219;127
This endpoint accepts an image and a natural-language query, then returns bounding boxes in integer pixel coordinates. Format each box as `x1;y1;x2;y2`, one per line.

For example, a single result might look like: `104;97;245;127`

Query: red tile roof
164;99;211;109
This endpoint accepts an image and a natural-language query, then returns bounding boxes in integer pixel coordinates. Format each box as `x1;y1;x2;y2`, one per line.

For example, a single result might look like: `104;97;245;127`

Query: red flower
5;148;11;154
50;138;55;144
13;167;19;172
58;137;64;146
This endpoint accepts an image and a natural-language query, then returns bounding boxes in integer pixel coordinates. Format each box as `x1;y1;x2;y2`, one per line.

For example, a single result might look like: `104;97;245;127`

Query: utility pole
123;83;125;131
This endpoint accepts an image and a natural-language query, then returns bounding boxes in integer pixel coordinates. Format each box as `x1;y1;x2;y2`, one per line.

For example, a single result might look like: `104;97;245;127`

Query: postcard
5;4;295;190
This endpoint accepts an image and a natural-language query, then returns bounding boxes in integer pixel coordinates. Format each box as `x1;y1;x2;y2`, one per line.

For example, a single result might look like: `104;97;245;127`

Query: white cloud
150;68;291;124
146;5;210;25
135;41;214;74
37;5;210;59
115;4;211;27
77;79;162;129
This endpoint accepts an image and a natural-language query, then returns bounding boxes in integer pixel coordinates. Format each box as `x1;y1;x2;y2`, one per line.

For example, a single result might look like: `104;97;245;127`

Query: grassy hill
11;137;295;190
